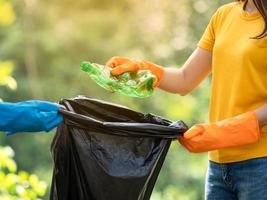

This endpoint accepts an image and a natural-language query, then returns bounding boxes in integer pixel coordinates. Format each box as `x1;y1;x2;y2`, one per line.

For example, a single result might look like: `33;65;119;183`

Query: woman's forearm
159;67;194;96
256;104;267;127
158;67;188;95
158;47;212;95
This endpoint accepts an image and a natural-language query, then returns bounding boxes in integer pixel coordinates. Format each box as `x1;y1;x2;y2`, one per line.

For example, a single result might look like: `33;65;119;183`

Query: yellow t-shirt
198;1;267;163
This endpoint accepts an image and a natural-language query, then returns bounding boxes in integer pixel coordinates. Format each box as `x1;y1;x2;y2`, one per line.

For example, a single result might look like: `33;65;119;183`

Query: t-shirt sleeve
198;10;220;51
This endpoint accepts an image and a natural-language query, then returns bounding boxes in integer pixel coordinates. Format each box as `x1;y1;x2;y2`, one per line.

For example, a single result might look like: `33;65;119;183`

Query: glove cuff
216;111;261;147
139;61;164;87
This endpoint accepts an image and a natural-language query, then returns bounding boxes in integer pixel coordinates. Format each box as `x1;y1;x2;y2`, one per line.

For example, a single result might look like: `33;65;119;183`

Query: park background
0;0;232;199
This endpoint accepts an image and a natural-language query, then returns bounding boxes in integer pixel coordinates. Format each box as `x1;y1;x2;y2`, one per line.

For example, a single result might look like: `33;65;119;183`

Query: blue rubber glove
0;100;63;135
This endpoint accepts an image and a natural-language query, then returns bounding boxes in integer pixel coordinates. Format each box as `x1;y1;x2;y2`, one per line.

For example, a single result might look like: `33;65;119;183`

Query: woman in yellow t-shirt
106;0;267;199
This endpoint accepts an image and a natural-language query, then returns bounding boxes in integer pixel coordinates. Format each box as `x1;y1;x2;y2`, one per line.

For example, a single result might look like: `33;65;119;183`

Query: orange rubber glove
179;111;260;153
106;56;164;87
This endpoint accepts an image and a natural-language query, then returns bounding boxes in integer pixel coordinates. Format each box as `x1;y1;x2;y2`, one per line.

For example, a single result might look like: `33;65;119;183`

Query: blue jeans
205;157;267;200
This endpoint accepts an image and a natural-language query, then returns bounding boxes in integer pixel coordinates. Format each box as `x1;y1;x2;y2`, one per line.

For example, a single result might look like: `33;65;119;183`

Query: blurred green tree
0;1;47;199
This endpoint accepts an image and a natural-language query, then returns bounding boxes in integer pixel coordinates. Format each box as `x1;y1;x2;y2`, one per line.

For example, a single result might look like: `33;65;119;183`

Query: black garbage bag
50;96;187;200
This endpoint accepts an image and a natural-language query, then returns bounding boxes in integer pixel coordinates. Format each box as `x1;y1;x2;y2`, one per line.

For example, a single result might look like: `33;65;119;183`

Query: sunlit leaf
29;174;39;187
34;181;47;196
0;0;16;25
18;171;29;182
0;61;17;90
2;76;17;90
3;146;15;158
0;61;14;80
4;159;17;173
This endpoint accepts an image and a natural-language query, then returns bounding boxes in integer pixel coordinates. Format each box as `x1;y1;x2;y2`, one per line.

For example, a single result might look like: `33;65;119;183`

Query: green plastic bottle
80;61;156;98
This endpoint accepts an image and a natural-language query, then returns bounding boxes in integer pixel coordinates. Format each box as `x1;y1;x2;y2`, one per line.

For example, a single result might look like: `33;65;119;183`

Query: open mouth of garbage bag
50;96;187;200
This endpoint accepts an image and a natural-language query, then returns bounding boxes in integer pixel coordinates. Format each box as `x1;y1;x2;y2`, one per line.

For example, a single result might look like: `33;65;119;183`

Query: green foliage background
0;0;231;199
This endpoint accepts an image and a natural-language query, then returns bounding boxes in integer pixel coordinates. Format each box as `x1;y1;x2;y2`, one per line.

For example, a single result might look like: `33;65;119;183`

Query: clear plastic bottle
80;61;156;98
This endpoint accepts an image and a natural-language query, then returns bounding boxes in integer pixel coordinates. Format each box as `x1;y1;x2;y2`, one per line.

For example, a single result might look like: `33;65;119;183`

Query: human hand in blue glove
0;100;63;135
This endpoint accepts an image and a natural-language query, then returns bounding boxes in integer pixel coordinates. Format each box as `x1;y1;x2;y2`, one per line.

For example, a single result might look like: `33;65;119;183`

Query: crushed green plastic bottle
80;61;156;98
